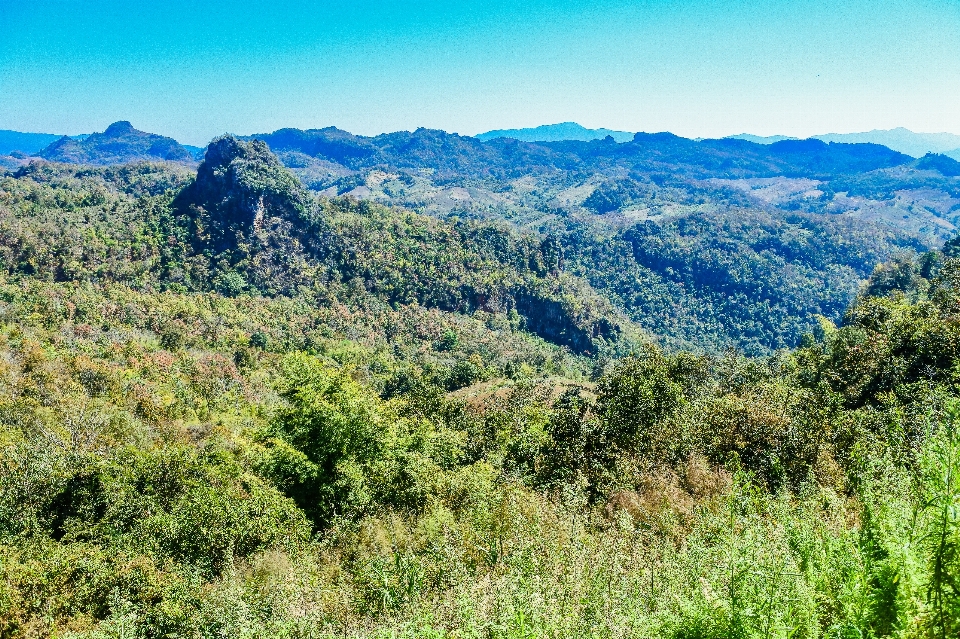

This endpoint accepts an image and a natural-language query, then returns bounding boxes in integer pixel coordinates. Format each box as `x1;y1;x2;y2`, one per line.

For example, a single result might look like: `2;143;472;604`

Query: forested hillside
0;141;633;357
37;122;195;166
9;123;960;352
0;135;959;637
244;126;960;352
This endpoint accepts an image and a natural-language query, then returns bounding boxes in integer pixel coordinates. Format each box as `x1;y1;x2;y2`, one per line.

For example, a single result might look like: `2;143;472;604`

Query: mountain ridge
36;121;195;165
476;122;635;143
8;122;960;160
0;130;64;155
730;127;960;159
245;125;914;181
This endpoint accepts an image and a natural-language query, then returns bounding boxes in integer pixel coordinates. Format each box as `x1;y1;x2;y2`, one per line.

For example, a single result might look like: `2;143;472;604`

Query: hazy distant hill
476;122;635;143
484;126;960;159
812;128;960;159
731;128;960;160
726;134;800;144
0;130;63;155
250;126;913;186
37;121;195;165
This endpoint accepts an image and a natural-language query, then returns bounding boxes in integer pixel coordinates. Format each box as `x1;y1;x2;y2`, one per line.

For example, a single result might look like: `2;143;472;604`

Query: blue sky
1;0;959;145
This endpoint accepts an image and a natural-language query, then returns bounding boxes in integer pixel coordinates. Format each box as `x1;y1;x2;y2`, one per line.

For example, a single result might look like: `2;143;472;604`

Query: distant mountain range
6;120;960;189
727;128;960;160
477;124;960;160
4;121;960;164
476;122;635;143
0;130;65;155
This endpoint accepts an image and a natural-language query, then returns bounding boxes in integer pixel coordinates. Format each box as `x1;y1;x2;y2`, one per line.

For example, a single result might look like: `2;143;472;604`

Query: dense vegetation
0;143;632;356
247;126;960;353
35;122;194;166
1;139;959;637
11;122;960;352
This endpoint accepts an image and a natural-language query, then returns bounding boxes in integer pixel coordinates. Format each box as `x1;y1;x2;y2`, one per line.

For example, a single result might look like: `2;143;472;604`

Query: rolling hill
7;123;960;353
36;121;195;165
0;130;63;155
476;122;635;142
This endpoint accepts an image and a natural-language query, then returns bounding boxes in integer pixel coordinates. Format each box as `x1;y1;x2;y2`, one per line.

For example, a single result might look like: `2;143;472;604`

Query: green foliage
561;207;925;354
253;127;953;354
1;154;636;354
6;144;960;636
259;354;396;525
37;121;195;165
174;135;313;255
593;352;689;457
914;410;960;638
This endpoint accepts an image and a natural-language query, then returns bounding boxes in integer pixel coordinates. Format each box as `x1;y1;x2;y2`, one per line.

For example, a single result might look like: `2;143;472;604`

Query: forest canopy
0;138;959;637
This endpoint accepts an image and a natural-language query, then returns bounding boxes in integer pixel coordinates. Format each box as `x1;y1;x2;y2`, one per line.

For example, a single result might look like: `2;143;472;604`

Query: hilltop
476;121;635;142
36;121;195;165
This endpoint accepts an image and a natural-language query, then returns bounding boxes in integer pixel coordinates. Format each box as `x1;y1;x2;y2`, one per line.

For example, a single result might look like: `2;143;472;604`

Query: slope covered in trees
15;121;960;353
9;134;958;354
0;140;635;357
0;137;959;635
246;127;960;352
37;121;195;165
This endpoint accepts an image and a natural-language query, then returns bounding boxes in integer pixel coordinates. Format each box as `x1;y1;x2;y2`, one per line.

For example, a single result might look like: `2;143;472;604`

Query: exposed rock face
37;121;194;165
175;136;313;254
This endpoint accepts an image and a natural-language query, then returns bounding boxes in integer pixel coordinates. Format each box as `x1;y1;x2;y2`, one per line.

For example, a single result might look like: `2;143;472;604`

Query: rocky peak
175;136;313;253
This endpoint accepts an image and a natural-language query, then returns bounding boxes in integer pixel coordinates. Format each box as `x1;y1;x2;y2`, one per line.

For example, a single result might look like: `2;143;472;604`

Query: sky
1;0;959;146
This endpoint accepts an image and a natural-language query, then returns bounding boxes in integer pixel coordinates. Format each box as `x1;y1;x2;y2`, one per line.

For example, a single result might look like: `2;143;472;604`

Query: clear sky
1;0;959;145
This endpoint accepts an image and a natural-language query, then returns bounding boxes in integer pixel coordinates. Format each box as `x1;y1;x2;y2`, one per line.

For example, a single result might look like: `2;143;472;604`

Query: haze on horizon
2;0;959;147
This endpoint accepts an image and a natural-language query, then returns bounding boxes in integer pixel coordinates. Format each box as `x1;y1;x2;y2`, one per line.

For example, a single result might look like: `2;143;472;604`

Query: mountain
241;126;960;354
250;127;913;183
477;125;960;158
725;133;800;144
0;130;63;155
36;121;195;165
731;128;960;159
812;128;960;158
476;121;635;143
